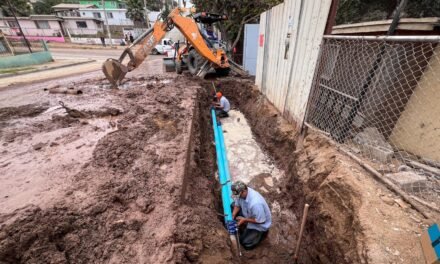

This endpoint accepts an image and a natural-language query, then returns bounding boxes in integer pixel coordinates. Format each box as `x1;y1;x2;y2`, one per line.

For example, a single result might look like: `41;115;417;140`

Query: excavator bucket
102;59;128;87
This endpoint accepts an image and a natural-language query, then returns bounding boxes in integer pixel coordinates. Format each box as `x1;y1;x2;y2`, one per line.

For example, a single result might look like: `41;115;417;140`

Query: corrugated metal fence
255;0;332;127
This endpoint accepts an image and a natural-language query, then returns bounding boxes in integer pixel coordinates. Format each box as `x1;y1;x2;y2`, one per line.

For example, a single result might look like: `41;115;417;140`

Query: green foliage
33;0;63;15
147;0;164;11
336;0;440;25
0;0;31;16
126;0;145;23
191;0;282;47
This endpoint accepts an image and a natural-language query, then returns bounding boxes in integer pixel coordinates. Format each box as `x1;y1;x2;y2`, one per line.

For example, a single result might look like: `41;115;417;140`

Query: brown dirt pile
0;104;49;122
0;75;235;264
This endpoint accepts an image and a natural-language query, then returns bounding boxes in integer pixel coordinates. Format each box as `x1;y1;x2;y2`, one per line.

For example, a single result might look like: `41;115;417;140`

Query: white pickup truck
152;38;174;55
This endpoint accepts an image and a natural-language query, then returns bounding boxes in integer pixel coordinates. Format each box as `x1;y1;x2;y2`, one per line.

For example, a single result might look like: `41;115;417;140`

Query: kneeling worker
231;181;272;250
213;92;230;118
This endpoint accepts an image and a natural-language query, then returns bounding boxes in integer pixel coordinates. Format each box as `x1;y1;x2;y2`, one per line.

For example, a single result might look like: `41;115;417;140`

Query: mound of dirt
0;104;49;122
0;75;235;264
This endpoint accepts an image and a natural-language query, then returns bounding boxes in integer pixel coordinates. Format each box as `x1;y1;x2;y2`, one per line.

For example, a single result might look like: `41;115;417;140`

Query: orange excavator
102;7;246;87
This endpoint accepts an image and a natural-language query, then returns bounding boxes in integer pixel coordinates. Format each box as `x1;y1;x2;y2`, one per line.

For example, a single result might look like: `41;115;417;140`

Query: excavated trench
193;77;365;264
0;75;364;263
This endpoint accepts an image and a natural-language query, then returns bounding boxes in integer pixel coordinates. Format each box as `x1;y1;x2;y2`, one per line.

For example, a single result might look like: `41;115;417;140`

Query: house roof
29;15;63;21
0;15;62;21
61;17;103;22
52;4;97;10
332;17;440;35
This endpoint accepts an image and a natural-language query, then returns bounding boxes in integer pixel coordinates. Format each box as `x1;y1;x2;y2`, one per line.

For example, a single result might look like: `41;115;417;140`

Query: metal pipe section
211;108;233;223
323;35;440;42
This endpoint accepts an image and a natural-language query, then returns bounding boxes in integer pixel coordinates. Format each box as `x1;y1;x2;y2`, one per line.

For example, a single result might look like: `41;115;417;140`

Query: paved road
0;48;163;89
51;48;123;62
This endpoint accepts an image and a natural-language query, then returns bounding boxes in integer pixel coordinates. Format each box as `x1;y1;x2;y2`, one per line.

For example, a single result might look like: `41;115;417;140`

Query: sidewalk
48;42;126;50
0;59;100;88
0;59;96;78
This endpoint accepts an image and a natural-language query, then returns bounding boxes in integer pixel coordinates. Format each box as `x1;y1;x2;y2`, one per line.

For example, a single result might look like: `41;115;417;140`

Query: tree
33;0;63;15
336;0;440;25
191;0;282;50
0;0;31;16
126;0;145;26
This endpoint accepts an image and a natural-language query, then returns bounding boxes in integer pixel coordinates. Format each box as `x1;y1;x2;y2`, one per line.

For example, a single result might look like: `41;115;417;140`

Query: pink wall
7;35;65;43
1;19;65;42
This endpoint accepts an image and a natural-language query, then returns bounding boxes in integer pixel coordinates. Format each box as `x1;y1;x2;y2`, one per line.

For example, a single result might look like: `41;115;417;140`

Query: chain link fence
305;36;440;204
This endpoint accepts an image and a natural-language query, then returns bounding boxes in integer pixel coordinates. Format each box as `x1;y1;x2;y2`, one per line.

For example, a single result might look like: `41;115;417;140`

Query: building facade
79;0;126;9
0;15;65;42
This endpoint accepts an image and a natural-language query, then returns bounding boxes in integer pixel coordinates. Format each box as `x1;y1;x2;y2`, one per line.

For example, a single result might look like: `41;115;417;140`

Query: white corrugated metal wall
243;24;260;76
255;0;332;128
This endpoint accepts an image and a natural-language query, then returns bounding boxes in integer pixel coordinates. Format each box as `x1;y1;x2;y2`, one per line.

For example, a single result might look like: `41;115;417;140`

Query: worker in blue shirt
231;181;272;250
212;92;230;118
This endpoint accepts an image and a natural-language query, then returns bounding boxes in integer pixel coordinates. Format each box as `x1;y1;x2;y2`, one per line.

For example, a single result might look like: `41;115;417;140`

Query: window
93;12;102;19
76;21;88;28
35;21;50;29
82;12;86;16
107;12;113;18
7;21;19;28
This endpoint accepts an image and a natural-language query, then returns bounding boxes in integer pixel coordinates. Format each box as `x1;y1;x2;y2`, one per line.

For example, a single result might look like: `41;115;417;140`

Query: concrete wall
70;37;119;45
0;19;63;38
255;0;332;127
80;9;133;26
64;19;101;35
390;46;440;162
7;35;65;43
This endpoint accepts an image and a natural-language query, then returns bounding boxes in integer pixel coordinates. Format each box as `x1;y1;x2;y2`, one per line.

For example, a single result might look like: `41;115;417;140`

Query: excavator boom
102;7;230;87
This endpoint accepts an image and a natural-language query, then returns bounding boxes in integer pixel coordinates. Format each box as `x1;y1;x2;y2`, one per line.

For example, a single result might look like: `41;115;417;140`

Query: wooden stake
294;203;309;262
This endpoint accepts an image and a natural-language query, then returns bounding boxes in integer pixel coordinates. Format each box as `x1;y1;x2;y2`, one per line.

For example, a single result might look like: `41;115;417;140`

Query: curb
48;45;123;50
0;60;97;79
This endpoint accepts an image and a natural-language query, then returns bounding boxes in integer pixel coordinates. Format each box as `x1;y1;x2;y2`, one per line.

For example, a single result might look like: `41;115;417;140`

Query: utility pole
143;0;150;28
101;0;113;47
6;0;32;53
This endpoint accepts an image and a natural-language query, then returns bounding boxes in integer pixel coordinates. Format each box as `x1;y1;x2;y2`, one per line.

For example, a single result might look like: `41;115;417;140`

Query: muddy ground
0;70;237;263
1;60;439;264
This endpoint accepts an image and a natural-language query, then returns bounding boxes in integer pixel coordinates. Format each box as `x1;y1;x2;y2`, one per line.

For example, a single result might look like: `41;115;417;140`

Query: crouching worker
231;181;272;250
212;92;230;118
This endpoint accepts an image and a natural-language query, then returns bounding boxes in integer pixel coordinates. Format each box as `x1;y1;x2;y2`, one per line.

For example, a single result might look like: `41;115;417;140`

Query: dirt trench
197;77;366;263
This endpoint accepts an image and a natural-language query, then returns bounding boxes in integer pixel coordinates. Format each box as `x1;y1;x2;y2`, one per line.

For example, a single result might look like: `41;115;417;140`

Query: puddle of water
118;79;172;89
221;110;284;185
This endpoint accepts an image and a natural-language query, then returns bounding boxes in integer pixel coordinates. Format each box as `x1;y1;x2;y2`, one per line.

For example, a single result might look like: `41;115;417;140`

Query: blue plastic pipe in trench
211;108;236;233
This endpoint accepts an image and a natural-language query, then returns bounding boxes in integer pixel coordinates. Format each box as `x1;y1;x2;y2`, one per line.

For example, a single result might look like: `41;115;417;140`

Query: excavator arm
102;7;230;87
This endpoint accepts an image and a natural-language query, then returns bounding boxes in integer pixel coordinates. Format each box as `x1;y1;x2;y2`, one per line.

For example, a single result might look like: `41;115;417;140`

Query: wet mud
0;75;235;263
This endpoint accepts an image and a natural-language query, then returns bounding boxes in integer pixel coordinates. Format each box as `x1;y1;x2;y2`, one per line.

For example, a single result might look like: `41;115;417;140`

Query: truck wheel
187;49;204;75
175;61;183;74
152;48;159;55
215;67;230;77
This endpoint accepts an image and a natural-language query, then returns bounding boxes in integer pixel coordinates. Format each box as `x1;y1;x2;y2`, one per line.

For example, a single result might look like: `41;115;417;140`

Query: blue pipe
218;119;233;212
211;108;234;226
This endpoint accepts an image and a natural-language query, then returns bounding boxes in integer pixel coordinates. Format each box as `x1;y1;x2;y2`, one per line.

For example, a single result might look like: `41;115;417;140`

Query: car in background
152;38;174;55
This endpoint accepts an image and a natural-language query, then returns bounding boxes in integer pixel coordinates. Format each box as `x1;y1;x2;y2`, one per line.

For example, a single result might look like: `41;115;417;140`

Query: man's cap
231;181;247;195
